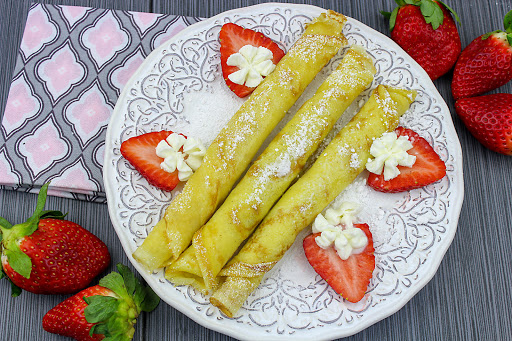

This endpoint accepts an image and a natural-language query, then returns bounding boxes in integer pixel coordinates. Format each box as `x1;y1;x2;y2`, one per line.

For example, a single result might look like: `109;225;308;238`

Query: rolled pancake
166;46;377;291
133;11;348;271
210;85;417;317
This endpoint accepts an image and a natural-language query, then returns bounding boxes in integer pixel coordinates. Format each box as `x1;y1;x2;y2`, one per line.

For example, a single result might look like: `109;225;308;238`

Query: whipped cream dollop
227;45;276;87
155;133;206;181
312;202;368;260
366;131;416;180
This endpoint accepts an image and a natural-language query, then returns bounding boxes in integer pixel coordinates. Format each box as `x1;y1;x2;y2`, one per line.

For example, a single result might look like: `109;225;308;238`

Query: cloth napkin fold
0;3;200;202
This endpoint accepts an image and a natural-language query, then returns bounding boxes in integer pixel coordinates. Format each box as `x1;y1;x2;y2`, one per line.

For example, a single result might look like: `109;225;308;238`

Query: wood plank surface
0;0;511;340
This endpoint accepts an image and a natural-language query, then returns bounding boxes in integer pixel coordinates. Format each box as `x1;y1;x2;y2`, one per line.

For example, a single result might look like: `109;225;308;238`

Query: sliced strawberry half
219;23;285;98
120;131;183;191
303;224;375;303
367;127;446;193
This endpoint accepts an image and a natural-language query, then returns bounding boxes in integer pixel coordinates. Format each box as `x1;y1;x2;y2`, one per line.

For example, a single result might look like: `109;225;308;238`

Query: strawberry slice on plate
219;23;285;98
303;223;375;303
120;131;183;192
368;127;446;193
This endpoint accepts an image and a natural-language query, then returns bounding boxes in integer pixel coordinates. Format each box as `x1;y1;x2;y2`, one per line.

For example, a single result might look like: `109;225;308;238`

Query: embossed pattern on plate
104;4;463;340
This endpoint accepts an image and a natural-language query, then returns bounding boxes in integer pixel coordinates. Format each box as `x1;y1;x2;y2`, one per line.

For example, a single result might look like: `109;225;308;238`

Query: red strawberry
455;93;512;155
120;130;184;192
0;183;110;296
43;264;160;341
303;224;375;303
451;10;512;100
382;0;461;80
367;127;446;193
219;23;285;97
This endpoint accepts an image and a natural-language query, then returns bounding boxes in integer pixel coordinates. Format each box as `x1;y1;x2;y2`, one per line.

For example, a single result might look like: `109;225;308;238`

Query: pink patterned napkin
0;3;200;202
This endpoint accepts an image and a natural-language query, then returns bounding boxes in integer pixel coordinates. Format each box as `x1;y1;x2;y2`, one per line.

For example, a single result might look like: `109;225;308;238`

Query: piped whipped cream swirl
366;131;416;180
155;133;206;181
312;202;368;260
227;45;276;87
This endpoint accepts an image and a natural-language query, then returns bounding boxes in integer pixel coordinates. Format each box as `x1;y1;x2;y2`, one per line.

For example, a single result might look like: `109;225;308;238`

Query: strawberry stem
25;183;51;235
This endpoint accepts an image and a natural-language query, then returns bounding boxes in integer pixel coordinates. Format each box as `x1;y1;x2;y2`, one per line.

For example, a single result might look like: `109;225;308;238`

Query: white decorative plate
104;3;464;340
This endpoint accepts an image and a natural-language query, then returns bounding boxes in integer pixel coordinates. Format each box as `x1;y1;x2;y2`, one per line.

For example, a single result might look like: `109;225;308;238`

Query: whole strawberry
382;0;461;80
0;183;110;295
455;93;512;155
452;10;512;100
43;264;160;341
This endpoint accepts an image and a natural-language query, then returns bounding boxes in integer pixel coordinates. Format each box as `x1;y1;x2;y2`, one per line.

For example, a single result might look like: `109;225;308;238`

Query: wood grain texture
0;0;511;340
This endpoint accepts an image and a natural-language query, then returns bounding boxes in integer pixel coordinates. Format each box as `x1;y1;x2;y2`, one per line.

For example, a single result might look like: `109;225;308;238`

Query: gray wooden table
1;0;511;340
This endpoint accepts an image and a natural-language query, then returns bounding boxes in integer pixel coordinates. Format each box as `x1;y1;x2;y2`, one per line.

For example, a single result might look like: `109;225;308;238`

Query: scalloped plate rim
103;3;464;340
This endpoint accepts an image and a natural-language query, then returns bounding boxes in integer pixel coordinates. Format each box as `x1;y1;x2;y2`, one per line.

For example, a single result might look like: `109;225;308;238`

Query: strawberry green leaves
4;250;32;279
0;217;12;230
502;9;512;46
419;0;444;30
436;1;461;23
85;264;160;340
504;9;512;33
383;0;460;31
482;9;512;45
84;296;119;324
381;8;399;31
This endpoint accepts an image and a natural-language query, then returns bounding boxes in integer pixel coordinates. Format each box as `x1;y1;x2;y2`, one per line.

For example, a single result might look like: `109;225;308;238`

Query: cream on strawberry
121;130;204;191
366;131;416;180
367;127;446;193
219;23;285;97
226;45;276;87
155;132;206;181
303;223;375;303
312;202;368;260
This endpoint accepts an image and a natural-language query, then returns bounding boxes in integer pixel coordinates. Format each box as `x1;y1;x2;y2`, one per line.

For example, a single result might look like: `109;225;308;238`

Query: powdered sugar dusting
349;151;360;168
287;34;341;63
320;173;406;256
175;79;244;146
244;154;292;207
375;89;399;130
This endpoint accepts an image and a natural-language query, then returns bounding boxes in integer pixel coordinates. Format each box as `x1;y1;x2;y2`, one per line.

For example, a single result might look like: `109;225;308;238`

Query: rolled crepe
166;45;377;291
210;85;417;317
132;11;348;271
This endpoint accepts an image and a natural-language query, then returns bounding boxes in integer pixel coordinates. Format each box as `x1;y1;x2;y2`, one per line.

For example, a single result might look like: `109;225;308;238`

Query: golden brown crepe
210;85;417;317
166;45;377;291
132;11;348;271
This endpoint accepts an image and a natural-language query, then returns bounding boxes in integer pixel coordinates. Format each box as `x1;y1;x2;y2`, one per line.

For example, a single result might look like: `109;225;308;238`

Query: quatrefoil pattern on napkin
0;3;200;202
